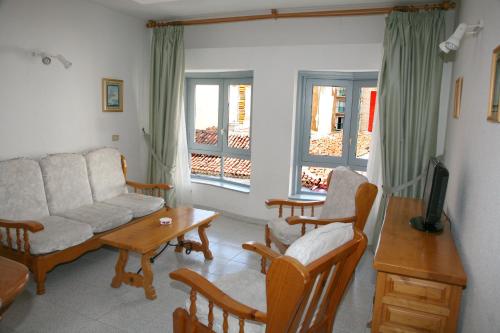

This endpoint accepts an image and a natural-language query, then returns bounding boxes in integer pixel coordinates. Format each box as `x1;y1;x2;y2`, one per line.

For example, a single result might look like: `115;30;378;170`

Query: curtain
147;26;192;207
371;11;445;245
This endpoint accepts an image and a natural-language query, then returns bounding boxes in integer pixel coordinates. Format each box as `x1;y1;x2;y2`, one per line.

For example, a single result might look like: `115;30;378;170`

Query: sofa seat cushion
1;216;93;255
85;148;127;202
104;193;164;218
39;154;94;215
0;158;50;220
268;218;315;246
58;202;133;233
285;222;354;266
185;269;266;333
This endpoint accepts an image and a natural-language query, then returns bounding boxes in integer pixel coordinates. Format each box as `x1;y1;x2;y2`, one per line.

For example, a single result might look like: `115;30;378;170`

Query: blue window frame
293;71;378;195
186;72;253;187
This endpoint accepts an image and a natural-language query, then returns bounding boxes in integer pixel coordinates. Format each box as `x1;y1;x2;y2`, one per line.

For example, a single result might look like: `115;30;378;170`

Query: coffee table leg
141;250;157;300
111;249;128;288
175;235;185;253
198;224;213;260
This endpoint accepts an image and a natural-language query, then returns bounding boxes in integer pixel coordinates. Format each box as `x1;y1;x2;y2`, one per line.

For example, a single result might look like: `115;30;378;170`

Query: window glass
194;85;219;146
309;86;345;158
228;84;251;150
356;87;377;160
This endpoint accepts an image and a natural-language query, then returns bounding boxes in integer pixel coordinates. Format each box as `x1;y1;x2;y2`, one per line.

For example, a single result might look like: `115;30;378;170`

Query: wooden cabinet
372;197;467;333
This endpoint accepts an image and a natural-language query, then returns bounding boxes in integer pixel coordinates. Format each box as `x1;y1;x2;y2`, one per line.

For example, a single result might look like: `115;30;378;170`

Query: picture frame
453;76;463;119
487;45;500;122
102;78;123;112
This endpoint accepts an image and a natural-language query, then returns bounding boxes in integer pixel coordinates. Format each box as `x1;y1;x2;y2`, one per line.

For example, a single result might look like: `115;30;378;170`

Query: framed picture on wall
102;78;123;112
487;45;500;122
453;76;463;119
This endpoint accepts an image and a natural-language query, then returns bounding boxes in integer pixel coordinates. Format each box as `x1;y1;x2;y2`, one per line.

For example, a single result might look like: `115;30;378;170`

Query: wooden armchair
264;168;377;272
170;229;368;333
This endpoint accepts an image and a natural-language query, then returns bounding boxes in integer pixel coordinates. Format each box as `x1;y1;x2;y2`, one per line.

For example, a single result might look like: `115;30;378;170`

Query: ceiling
88;0;438;21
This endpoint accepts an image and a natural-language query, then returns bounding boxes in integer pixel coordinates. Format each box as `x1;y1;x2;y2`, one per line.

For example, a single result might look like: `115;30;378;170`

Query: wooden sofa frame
0;155;172;295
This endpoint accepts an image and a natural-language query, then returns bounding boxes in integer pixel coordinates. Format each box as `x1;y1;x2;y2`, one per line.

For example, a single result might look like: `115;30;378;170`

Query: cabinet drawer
385;274;451;306
381;304;446;333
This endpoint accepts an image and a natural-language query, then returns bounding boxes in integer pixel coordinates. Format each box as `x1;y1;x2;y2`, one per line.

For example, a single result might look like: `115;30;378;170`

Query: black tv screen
410;157;449;232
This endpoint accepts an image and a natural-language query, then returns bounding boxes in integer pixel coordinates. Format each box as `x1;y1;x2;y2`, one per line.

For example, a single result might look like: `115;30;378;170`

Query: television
410;157;449;233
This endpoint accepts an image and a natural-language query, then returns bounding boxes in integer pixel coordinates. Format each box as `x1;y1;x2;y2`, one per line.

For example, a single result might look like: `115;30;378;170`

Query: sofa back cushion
0;158;50;220
40;154;94;215
85;148;127;202
320;166;367;220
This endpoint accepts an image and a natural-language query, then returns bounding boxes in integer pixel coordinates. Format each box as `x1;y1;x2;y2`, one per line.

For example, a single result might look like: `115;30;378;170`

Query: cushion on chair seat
185;269;266;333
1;216;93;255
268;218;315;245
58;202;133;233
285;222;354;266
104;193;164;218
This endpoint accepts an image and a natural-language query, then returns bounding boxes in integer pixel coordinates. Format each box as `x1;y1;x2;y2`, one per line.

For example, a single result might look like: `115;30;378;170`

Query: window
186;72;253;187
294;72;378;194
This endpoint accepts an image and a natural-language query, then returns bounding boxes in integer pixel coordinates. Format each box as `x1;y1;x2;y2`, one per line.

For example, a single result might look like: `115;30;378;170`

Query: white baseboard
193;204;267;226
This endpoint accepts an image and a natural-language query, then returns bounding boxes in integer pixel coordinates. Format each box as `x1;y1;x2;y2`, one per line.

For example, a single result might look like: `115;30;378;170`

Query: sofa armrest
126;180;173;197
170;268;267;323
0;219;44;232
0;219;44;254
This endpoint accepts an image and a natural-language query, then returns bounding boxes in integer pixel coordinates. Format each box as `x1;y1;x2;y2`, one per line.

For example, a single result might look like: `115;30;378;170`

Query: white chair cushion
1;216;93;255
0;158;50;220
319;166;367;219
85;148;127;202
39;154;94;215
186;269;266;333
104;193;164;218
285;222;354;266
58;202;133;233
268;218;315;245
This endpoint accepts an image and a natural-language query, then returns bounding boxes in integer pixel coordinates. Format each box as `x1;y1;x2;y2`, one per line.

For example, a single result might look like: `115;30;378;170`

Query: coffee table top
100;207;219;254
0;257;29;313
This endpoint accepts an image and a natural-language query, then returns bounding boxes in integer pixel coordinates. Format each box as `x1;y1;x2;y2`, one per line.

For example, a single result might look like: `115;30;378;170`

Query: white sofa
0;147;170;294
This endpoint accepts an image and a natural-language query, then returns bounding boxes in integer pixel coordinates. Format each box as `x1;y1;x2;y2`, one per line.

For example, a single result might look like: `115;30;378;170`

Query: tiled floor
0;216;375;333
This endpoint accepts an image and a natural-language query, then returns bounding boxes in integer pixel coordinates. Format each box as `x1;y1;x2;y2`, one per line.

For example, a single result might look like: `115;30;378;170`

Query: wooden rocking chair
170;225;368;333
263;167;377;272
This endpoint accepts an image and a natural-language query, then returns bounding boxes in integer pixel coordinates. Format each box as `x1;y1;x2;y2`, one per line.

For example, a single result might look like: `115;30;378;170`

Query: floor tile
3;214;376;333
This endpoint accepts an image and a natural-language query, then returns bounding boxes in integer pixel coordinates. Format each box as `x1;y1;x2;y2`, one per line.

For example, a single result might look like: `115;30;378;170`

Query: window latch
220;128;225;136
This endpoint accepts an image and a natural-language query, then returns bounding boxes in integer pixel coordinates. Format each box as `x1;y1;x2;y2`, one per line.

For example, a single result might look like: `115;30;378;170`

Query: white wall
0;0;149;181
442;0;500;331
184;17;385;222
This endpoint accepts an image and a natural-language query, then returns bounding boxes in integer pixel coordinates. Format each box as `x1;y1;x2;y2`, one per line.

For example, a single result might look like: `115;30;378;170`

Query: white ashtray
159;217;173;225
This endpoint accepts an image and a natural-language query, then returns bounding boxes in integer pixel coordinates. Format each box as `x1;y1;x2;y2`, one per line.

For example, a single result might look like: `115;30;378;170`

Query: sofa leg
34;265;47;295
173;308;189;333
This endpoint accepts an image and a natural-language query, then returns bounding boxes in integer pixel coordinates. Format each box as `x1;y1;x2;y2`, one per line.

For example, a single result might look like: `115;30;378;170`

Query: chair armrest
0;219;44;232
286;215;356;226
242;242;280;262
170;268;267;322
265;199;324;208
126;180;173;191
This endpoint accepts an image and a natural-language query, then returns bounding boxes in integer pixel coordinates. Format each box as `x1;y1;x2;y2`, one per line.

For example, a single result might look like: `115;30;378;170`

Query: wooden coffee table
0;257;29;319
100;207;219;300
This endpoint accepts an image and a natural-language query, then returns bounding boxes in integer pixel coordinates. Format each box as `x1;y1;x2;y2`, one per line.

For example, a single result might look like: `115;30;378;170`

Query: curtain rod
146;1;455;28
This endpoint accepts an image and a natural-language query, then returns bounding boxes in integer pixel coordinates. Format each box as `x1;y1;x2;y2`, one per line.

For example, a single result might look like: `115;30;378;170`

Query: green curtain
372;11;445;244
147;26;185;207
